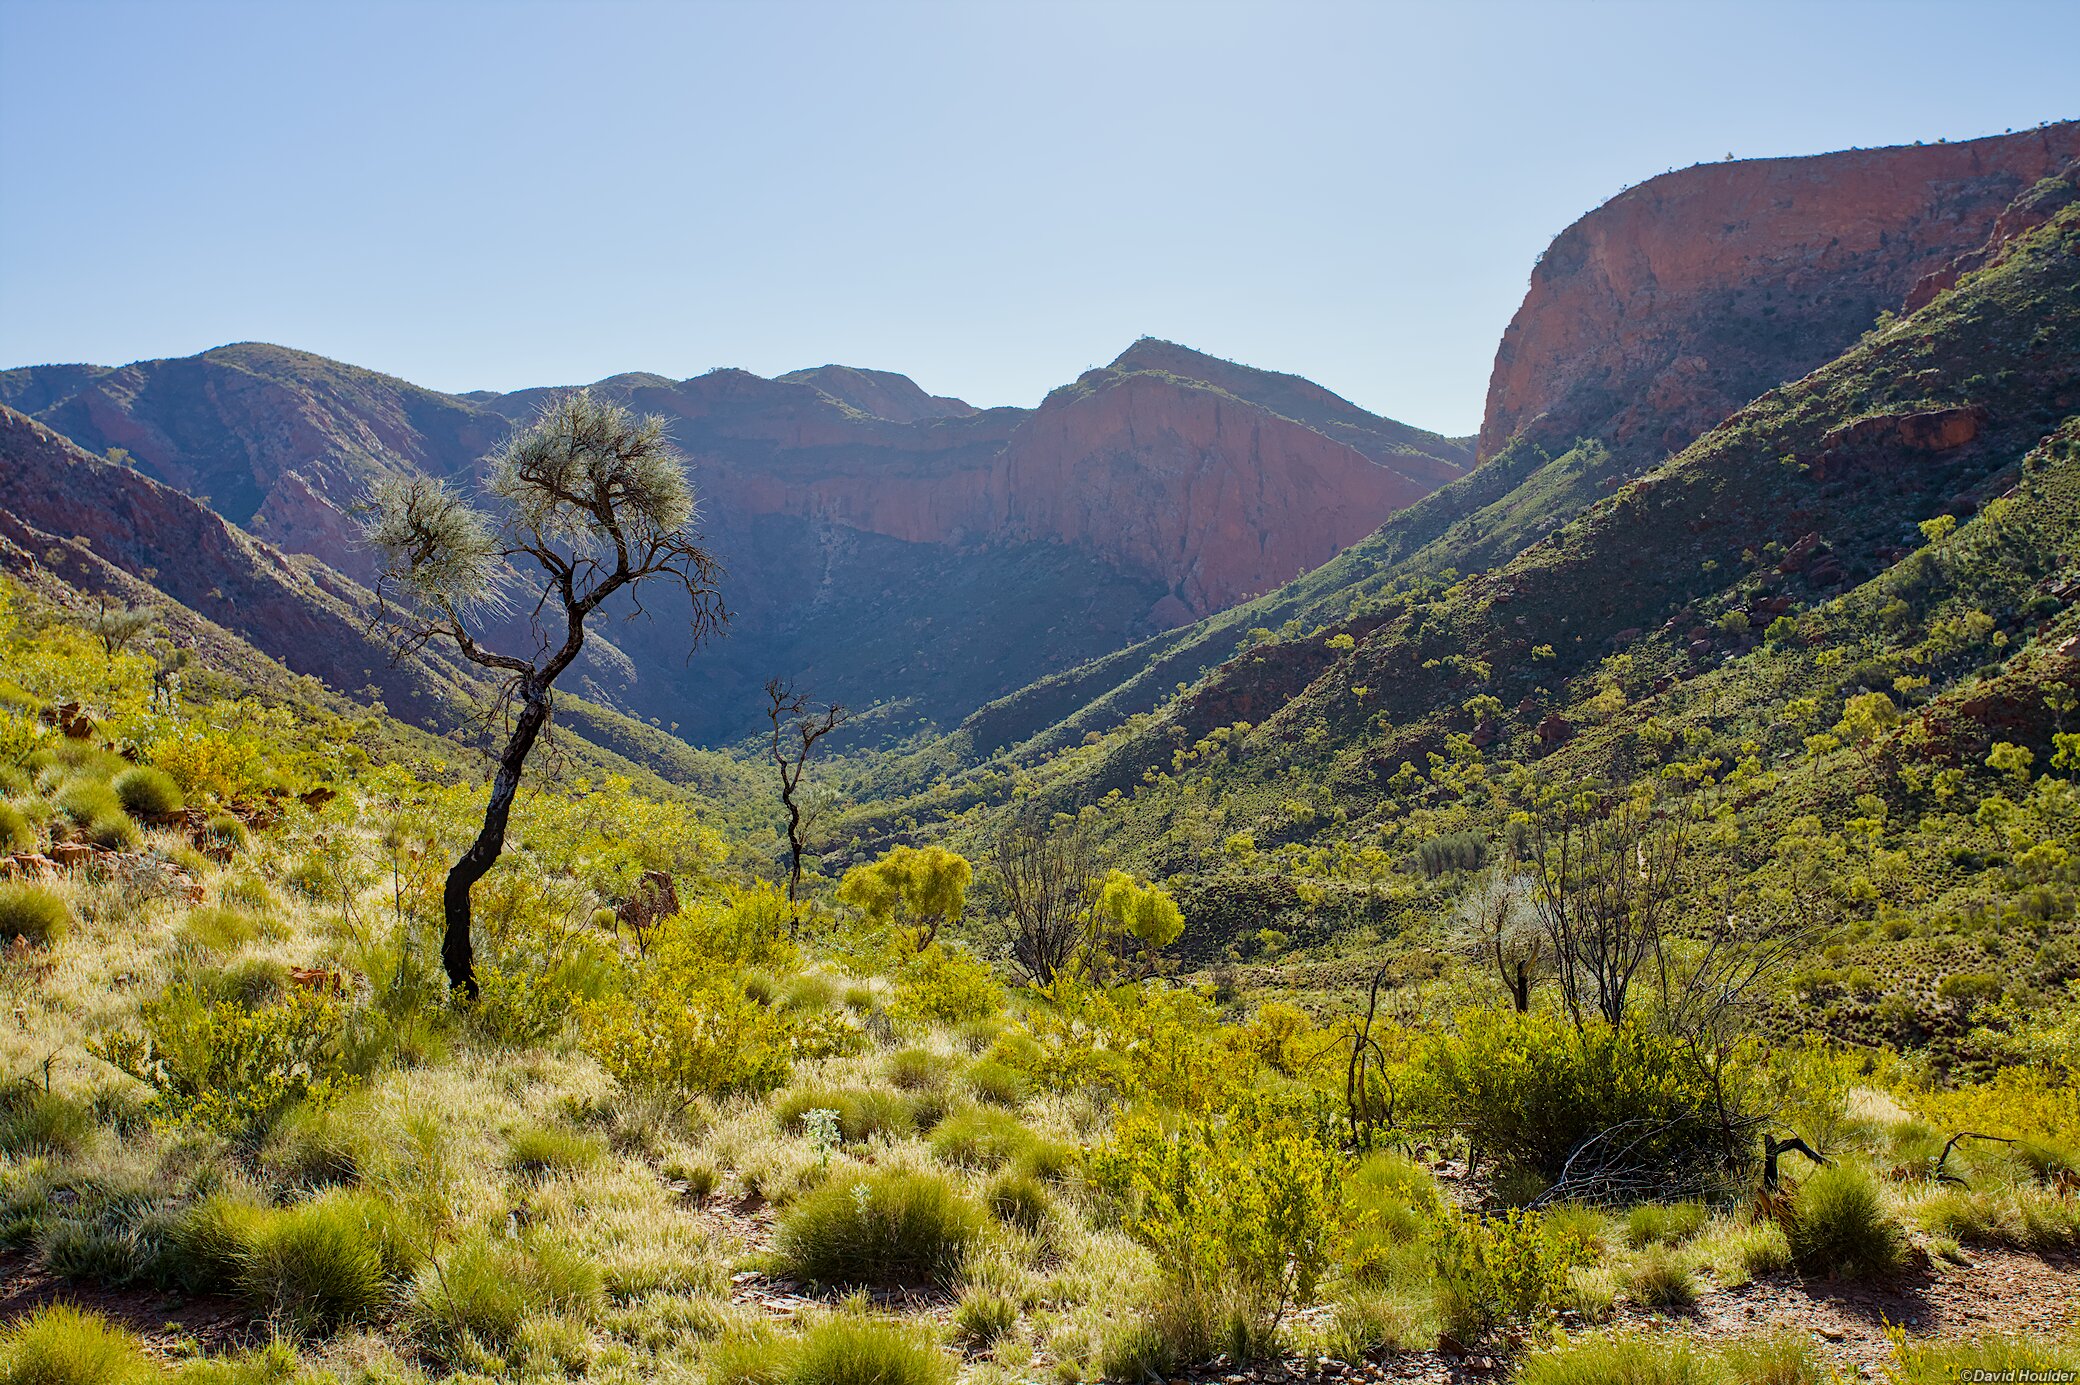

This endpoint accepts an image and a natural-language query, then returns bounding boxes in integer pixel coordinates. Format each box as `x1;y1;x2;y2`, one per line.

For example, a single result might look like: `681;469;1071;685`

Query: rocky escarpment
3;339;1467;628
3;340;1464;740
1479;122;2080;464
998;363;1458;618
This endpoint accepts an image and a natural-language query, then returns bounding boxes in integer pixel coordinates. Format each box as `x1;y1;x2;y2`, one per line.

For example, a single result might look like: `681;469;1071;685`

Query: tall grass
0;1305;158;1385
1784;1164;1903;1279
773;1169;982;1288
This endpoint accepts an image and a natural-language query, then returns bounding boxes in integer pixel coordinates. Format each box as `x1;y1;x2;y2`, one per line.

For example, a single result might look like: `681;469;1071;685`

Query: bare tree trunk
442;687;551;999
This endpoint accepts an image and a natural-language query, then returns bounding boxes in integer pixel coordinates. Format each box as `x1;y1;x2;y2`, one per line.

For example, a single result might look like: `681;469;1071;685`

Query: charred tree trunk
442;685;552;998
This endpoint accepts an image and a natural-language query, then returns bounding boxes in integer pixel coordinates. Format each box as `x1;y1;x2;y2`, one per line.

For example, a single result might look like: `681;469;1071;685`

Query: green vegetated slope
6;548;2079;1385
0;425;771;841
8;142;2080;1385
851;192;2080;1060
901;418;1626;784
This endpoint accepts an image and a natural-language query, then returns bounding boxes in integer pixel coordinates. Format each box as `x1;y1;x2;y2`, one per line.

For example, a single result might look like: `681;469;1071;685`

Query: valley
2;116;2079;1385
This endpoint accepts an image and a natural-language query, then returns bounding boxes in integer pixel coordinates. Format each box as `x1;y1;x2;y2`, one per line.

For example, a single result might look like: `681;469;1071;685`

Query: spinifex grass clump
707;1318;952;1385
1514;1334;1720;1385
503;1123;604;1180
774;1087;915;1145
1784;1163;1904;1280
111;764;183;819
0;800;33;853
407;1228;603;1366
0;883;70;946
926;1106;1039;1170
0;1085;92;1158
773;1168;982;1288
236;1189;423;1328
0;1303;159;1385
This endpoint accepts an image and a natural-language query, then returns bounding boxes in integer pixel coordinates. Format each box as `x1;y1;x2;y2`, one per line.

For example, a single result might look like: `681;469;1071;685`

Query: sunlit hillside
2;85;2079;1385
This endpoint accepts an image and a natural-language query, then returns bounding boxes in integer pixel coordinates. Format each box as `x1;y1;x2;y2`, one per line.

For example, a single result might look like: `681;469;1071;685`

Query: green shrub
0;1304;158;1385
963;1058;1029;1108
112;766;183;819
984;1170;1051;1233
708;1318;952;1385
236;1189;421;1328
181;906;262;952
1516;1335;1717;1385
773;1168;983;1288
504;1124;603;1179
1089;1101;1342;1365
0;801;32;854
1784;1164;1902;1279
0;884;70;946
1624;1201;1709;1248
1430;1208;1585;1346
1416;829;1487;878
773;1087;914;1146
927;1107;1036;1170
89;981;353;1134
407;1228;602;1365
0;1086;93;1157
1413;1010;1731;1189
576;947;793;1102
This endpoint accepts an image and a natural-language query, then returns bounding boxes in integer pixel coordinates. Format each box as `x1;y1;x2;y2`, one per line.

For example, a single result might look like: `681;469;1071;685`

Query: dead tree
1526;788;1691;1029
765;679;848;929
365;391;723;998
991;815;1098;988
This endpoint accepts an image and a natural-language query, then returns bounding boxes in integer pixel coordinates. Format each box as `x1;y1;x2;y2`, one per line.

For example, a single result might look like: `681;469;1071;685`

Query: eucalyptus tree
365;391;723;997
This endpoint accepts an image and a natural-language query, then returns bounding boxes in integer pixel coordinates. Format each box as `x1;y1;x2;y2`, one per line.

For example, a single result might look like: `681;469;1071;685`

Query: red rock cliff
1479;122;2080;462
998;369;1442;619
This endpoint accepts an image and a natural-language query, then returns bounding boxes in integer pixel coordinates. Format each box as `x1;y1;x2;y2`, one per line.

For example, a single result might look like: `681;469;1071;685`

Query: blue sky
2;0;2074;435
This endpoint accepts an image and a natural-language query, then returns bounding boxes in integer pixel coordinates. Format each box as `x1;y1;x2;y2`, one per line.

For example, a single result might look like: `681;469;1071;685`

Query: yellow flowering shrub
1089;1094;1344;1349
91;983;355;1133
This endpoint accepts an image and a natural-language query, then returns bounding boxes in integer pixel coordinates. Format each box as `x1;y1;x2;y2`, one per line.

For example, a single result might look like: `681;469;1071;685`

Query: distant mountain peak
776;364;976;423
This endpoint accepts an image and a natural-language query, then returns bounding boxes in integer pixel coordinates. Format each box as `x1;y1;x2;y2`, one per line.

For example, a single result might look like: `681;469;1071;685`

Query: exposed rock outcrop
1478;122;2080;463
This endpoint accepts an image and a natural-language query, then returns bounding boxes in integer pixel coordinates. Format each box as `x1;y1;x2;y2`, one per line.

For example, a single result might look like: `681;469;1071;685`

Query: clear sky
2;0;2074;436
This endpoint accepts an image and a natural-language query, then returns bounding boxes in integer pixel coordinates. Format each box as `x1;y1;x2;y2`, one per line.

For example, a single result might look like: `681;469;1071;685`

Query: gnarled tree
365;391;722;998
765;678;848;928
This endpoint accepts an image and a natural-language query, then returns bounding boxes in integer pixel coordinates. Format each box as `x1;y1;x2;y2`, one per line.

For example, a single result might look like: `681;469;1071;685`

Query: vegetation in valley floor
4;161;2080;1385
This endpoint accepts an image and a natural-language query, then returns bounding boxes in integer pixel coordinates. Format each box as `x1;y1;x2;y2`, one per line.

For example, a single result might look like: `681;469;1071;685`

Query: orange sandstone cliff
1479;122;2080;463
